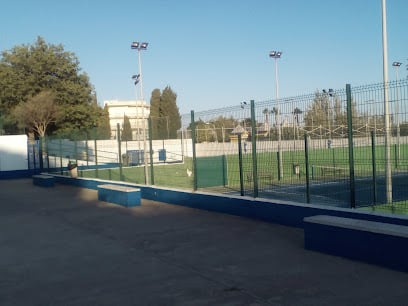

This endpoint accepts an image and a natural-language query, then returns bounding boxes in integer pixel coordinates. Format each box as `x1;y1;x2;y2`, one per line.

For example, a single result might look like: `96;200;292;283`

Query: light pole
381;0;392;204
131;41;149;184
323;88;334;146
269;50;283;179
131;42;148;100
393;61;402;166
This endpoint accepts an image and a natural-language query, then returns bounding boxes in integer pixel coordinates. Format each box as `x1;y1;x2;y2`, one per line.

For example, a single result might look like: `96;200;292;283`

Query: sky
0;0;407;115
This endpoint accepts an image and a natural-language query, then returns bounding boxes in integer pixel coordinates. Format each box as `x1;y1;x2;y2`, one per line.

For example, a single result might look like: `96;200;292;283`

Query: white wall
46;138;193;165
0;135;28;171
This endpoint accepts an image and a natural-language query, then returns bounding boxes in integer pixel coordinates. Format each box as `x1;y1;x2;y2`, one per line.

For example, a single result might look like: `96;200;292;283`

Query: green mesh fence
38;79;408;213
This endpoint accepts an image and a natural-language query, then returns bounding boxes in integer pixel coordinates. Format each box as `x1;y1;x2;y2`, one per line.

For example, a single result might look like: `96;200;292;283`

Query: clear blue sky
1;0;407;114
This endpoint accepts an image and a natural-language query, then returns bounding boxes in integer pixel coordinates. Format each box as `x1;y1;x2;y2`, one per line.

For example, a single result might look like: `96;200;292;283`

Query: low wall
0;169;40;179
51;175;408;229
0;135;29;171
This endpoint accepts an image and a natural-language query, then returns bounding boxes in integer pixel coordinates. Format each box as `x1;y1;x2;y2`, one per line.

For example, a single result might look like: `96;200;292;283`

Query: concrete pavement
0;179;407;305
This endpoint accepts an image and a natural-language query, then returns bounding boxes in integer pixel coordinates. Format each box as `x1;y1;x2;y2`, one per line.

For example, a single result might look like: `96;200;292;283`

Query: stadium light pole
381;0;392;204
131;41;149;184
131;42;148;100
269;50;283;180
393;61;402;166
322;89;334;144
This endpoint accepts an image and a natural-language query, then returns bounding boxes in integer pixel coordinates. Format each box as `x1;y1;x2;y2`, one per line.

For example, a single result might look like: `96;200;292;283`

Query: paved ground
1;179;408;306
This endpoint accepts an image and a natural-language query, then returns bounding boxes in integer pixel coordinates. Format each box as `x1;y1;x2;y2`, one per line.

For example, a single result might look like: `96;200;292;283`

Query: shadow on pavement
0;179;407;305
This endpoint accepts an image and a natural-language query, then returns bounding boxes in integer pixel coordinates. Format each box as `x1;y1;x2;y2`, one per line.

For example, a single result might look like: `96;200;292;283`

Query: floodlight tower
323;88;334;143
131;41;149;184
269;50;283;180
131;42;148;100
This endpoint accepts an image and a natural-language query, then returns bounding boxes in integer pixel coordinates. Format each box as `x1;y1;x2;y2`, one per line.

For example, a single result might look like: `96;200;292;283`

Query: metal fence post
39;136;44;170
250;100;258;198
94;128;99;179
117;123;123;181
191;111;198;191
371;131;377;206
238;133;244;196
346;84;356;208
148;117;155;185
304;133;311;203
59;138;63;174
85;132;89;168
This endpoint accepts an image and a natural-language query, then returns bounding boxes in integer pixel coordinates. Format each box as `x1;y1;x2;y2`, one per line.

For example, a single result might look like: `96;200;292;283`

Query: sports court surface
256;173;408;208
1;179;407;305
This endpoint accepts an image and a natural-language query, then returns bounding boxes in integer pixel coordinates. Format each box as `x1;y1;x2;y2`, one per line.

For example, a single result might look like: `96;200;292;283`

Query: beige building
103;100;150;140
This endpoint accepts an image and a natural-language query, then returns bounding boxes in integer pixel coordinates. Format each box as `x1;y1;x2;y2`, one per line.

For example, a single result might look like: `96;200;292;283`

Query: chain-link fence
39;79;408;213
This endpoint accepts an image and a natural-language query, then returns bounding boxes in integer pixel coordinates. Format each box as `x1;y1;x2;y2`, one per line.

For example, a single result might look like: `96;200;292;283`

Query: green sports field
77;143;408;210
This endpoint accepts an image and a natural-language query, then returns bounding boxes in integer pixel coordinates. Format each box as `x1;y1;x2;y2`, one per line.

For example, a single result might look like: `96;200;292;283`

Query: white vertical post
138;49;144;101
382;0;392;204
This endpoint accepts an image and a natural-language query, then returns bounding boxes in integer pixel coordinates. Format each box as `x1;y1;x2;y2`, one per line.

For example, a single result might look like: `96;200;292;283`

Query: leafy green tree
149;86;181;140
95;105;111;140
12;90;61;137
149;88;162;140
190;119;211;143
304;91;361;138
304;91;329;135
209;116;238;142
0;36;99;135
122;115;133;141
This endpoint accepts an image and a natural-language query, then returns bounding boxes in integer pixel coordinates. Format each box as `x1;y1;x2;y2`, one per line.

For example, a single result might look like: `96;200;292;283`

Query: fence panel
36;79;408;212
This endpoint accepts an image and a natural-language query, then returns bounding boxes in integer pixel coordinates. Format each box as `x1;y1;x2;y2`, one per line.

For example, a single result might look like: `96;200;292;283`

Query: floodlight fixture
131;42;149;50
392;61;402;67
269;50;282;58
323;88;334;97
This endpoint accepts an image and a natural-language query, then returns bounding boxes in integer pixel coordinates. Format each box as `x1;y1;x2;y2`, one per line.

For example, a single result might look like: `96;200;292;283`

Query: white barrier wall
0;135;28;171
46;138;193;164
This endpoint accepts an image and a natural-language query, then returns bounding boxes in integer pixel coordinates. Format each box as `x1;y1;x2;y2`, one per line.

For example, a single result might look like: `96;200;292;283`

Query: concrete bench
97;184;141;207
32;175;55;187
304;215;408;272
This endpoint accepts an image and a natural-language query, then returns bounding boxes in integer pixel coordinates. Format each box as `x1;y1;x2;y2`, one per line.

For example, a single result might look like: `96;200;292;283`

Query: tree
12;90;60;137
293;107;303;125
262;108;270;126
149;88;162;140
149;86;181;140
292;107;303;140
304;91;329;135
0;36;100;135
122;115;133;141
94;105;111;140
304;91;361;138
271;107;279;127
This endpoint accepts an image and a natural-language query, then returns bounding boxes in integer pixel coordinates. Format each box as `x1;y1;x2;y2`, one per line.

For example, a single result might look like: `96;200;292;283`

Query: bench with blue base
32;174;55;187
304;215;408;273
97;184;141;207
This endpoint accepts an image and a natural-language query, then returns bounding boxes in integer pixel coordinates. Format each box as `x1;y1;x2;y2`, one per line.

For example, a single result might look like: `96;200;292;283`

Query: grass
80;159;194;190
76;142;408;208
